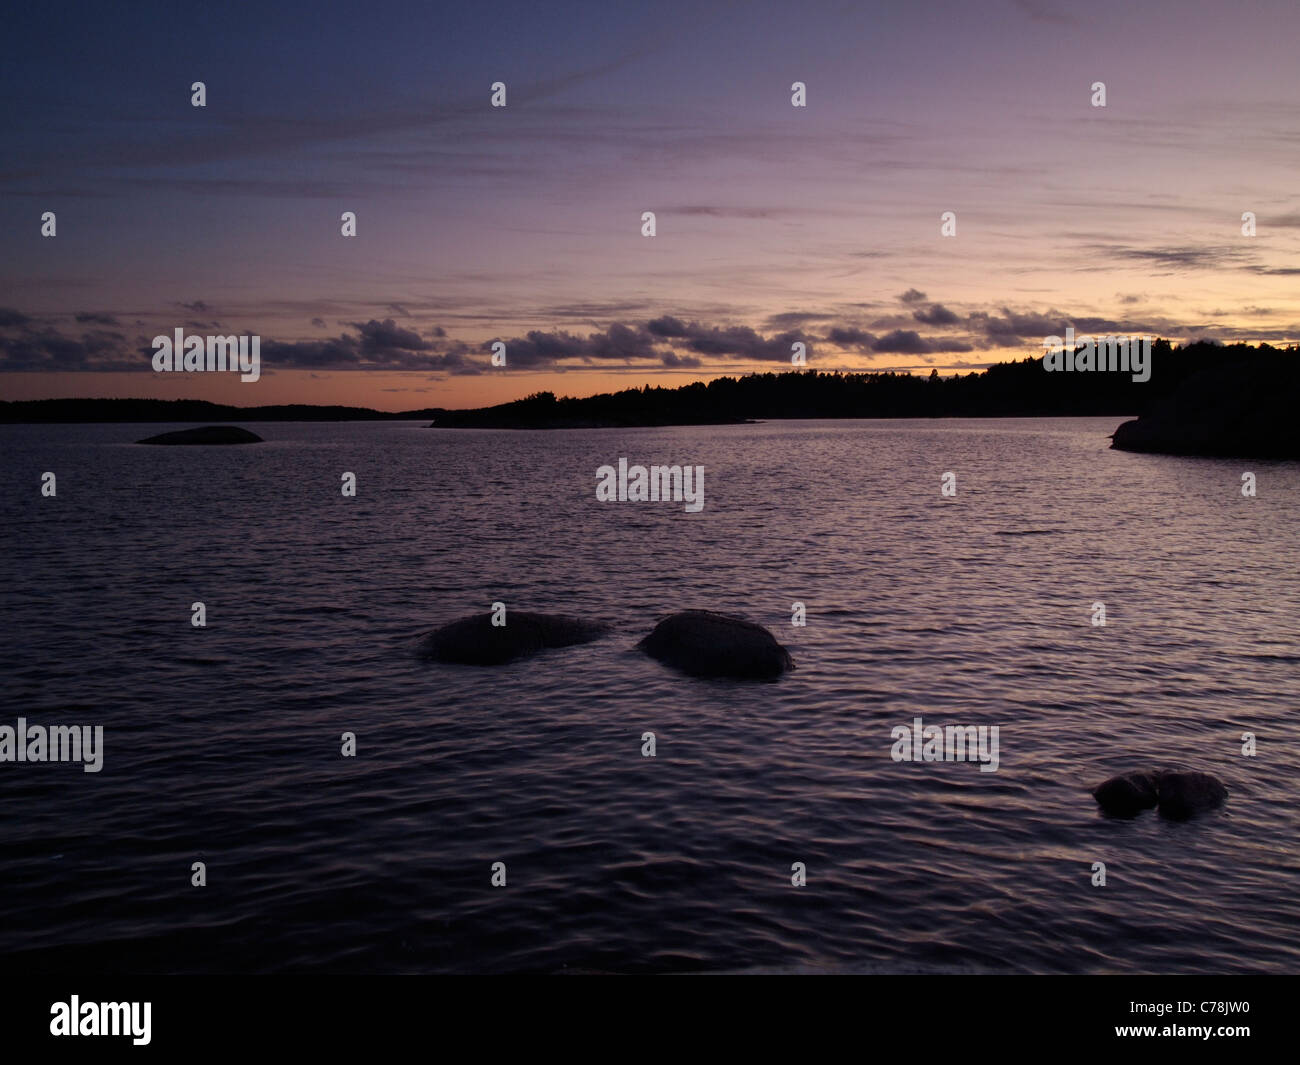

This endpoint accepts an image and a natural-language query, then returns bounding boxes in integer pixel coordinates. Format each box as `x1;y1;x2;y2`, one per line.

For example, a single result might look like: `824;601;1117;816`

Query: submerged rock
637;610;794;679
416;611;610;666
136;425;263;445
1092;769;1228;820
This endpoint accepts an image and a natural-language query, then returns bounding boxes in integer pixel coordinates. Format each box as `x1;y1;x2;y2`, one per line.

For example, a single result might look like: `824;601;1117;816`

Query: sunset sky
2;0;1298;410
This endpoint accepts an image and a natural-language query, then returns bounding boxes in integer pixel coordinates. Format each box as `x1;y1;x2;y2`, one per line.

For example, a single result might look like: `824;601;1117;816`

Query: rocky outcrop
1092;769;1228;820
637;610;794;679
1111;354;1300;458
136;425;264;445
416;611;610;665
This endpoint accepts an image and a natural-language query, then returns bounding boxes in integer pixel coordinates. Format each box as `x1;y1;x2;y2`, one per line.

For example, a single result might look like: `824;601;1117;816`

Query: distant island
426;341;1298;441
0;398;446;424
4;342;1297;459
136;425;264;446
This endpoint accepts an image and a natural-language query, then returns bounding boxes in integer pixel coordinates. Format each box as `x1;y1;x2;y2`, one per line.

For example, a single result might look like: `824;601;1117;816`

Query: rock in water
1091;771;1160;817
637;610;794;679
1154;771;1230;820
1092;769;1228;819
416;611;610;666
137;425;264;445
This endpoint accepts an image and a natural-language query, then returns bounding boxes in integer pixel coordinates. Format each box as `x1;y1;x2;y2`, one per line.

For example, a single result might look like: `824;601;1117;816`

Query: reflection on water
1;418;1298;973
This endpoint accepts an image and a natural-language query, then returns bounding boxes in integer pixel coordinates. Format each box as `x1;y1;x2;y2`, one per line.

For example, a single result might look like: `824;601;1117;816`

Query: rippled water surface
2;418;1298;973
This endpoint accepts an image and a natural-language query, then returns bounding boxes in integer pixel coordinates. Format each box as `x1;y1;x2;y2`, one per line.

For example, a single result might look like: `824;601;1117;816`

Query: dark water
2;418;1298;974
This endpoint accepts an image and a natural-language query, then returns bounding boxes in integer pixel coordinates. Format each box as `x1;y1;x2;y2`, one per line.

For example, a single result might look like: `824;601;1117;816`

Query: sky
2;0;1298;410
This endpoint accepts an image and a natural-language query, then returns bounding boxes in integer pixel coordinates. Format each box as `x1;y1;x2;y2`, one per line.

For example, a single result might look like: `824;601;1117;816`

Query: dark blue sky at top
2;1;1297;406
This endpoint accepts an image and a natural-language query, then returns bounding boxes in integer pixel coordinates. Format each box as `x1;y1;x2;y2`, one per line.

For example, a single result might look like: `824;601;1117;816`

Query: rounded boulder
637;610;795;679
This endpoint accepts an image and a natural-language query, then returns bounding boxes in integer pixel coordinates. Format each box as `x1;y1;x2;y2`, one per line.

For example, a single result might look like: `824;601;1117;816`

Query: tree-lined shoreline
2;341;1295;439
